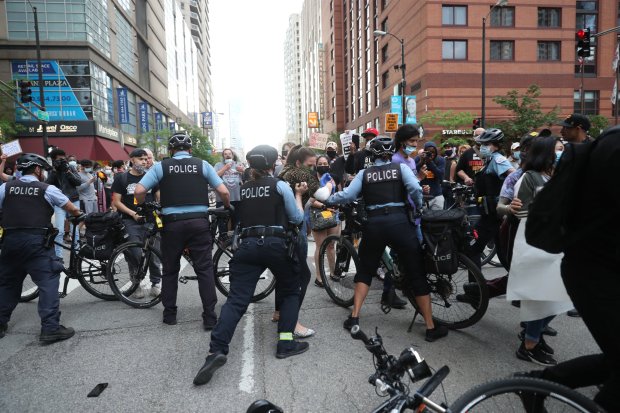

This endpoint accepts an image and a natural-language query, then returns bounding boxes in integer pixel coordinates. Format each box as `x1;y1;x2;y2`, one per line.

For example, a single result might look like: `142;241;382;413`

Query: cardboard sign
308;132;329;150
1;139;23;157
340;131;353;160
385;113;399;132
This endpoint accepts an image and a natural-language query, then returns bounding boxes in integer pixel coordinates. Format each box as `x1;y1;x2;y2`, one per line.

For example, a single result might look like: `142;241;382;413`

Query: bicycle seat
208;208;230;218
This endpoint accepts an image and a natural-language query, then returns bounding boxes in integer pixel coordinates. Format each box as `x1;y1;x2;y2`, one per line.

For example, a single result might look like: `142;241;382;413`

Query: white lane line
239;304;255;394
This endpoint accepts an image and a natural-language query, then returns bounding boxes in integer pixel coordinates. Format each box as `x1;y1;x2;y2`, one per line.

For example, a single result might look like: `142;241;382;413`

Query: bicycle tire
213;240;276;302
480;241;497;267
405;253;489;330
106;242;162;308
319;235;358;308
450;377;604;412
76;256;117;300
20;275;40;302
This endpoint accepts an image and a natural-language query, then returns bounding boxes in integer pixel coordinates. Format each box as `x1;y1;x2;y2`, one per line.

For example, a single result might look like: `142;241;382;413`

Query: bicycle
318;201;489;330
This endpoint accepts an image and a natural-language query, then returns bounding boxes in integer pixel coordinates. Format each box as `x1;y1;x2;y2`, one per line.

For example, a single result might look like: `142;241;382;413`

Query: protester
214;148;244;232
415;142;445;210
77;160;98;215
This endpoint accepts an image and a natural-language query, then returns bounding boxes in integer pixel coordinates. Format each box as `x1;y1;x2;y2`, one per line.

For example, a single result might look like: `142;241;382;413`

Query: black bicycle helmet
476;128;504;144
168;131;192;150
246;145;278;170
16;153;52;171
368;136;396;159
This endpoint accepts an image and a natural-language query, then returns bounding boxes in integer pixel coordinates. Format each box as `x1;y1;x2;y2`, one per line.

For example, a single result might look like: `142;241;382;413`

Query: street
0;241;599;413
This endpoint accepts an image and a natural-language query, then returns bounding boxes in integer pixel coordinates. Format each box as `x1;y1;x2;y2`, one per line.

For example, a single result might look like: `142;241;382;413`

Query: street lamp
374;30;406;126
481;0;508;128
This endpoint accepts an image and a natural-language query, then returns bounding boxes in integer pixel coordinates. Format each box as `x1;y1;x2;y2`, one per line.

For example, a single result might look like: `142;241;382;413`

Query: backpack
421;209;466;275
525;128;610;253
80;211;127;260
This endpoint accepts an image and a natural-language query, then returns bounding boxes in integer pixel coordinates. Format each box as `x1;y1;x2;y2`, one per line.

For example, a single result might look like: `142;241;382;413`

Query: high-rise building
313;0;618;137
300;0;324;144
0;0;213;159
284;14;303;144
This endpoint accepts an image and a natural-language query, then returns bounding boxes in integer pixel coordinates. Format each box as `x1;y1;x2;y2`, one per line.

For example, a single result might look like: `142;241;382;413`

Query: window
382;71;389;89
442;6;467;25
381;45;388;62
115;8;135;77
490;6;515;27
538;41;561;61
538;8;561;27
381;18;388;32
574;90;598;115
490;40;514;60
442;40;467;60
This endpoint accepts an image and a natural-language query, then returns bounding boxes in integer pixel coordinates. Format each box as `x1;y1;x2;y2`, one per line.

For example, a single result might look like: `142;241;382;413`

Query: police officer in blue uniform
0;153;82;343
315;137;449;342
193;145;308;386
134;132;231;328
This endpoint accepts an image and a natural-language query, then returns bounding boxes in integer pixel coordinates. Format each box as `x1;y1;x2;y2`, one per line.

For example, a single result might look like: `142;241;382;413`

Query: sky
210;0;304;153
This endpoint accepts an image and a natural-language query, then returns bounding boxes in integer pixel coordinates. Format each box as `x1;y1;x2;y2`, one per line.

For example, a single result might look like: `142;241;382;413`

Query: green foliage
492;85;560;141
587;114;609;138
418;110;476;141
440;137;469;148
0;90;24;144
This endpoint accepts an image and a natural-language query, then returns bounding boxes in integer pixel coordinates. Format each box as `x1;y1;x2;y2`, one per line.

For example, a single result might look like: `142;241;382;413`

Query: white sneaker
220;275;230;284
150;284;161;297
132;286;146;299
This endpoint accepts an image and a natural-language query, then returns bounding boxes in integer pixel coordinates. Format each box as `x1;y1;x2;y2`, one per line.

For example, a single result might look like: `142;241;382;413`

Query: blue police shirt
0;175;69;209
326;159;423;210
138;151;223;215
485;152;513;177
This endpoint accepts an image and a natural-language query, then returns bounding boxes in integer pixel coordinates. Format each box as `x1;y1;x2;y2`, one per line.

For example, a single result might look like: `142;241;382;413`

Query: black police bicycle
318;201;489;330
248;326;603;413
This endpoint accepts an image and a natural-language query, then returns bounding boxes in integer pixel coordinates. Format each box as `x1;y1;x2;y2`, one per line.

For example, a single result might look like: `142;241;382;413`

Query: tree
418;110;476;142
492;84;560;141
134;123;218;165
0;88;25;144
587;114;609;138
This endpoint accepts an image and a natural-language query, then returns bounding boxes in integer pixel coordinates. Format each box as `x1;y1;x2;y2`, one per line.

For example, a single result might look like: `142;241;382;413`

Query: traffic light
576;28;591;58
472;118;481;130
19;80;32;103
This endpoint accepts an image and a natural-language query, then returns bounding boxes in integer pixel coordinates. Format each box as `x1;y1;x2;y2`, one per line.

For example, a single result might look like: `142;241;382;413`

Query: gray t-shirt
77;171;97;201
214;161;243;202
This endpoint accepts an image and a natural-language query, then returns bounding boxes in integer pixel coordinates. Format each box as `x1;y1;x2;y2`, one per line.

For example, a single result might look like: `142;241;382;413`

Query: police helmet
476;128;504;144
168;132;192;150
16;153;52;171
368;136;396;159
246;145;278;170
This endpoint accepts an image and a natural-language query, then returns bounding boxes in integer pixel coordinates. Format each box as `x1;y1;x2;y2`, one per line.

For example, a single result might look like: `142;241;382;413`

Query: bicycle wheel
405;253;489;329
319;235;358;308
20;275;40;302
480;240;497;267
106;242;162;308
450;377;604;412
213;240;276;302
76;255;117;300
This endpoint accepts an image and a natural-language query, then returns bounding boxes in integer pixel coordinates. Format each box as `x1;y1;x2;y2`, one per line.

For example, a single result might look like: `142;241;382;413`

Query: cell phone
87;383;108;397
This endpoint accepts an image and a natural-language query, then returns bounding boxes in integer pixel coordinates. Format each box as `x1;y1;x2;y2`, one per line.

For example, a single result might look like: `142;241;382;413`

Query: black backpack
80;211;127;260
421;209;466;275
525;128;609;253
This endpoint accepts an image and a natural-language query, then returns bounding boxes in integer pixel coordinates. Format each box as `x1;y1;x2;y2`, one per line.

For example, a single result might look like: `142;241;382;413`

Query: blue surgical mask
404;145;417;155
479;145;493;158
512;151;520;161
555;151;563;165
84;168;93;173
68;160;77;168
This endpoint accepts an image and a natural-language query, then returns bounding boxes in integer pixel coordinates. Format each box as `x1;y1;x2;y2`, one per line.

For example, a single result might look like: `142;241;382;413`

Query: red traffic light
577;29;585;39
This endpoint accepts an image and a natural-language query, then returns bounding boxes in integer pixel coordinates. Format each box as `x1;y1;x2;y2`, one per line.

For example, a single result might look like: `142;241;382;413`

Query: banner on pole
117;88;129;124
138;102;149;132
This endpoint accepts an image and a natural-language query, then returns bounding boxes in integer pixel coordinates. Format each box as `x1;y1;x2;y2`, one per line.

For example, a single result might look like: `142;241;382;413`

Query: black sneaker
381;289;407;309
517;331;555;355
39;325;75;343
0;323;7;339
520;322;557;337
516;342;557;366
425;325;449;342
343;315;359;331
193;352;227;385
276;340;309;359
163;318;177;325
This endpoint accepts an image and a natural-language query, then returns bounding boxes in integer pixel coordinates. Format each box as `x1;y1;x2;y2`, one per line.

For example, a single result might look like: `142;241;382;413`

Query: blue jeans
53;201;80;259
524;315;555;342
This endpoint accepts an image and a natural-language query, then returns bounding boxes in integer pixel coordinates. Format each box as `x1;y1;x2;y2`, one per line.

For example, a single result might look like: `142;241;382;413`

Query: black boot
39;325;75;343
381;288;407;309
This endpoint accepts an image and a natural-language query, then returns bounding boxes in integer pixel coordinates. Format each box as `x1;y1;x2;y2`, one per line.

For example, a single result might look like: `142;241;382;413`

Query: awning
18;136;96;159
94;137;133;161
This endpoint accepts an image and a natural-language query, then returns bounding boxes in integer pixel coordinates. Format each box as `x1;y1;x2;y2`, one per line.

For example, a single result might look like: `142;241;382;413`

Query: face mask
316;165;330;175
404;145;417;155
479;145;493;158
512;151;520;161
84;168;93;173
555;151;563;165
133;164;146;174
326;150;337;159
68;161;77;168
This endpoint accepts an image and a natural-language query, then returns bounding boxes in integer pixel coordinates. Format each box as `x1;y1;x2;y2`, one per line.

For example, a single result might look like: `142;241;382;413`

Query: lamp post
374;30;406;125
481;0;508;128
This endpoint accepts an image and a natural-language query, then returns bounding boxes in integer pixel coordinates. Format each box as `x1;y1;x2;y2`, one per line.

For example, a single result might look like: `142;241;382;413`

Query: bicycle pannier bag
80;211;127;260
309;207;338;231
421;209;465;275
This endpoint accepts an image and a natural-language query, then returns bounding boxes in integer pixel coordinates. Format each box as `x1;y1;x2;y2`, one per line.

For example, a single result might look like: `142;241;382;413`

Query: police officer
0;153;82;343
193;145;308;386
134;132;230;328
315;136;449;342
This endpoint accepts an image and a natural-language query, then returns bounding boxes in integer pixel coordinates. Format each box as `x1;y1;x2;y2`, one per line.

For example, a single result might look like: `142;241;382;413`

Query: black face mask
316;165;330;175
326;150;337;159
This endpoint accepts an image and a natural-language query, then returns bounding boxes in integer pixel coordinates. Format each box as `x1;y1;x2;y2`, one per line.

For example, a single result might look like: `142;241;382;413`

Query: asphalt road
0;240;599;412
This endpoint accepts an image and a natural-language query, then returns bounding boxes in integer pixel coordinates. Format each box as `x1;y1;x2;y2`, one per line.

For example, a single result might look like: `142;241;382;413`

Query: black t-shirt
328;156;346;187
455;148;484;184
111;172;157;217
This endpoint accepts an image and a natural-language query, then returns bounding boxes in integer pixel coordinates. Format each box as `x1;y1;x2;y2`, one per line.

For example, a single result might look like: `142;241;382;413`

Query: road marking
239;304;255;394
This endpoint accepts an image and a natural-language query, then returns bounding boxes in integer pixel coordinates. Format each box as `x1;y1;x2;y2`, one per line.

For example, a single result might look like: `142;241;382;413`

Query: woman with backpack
506;136;573;366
